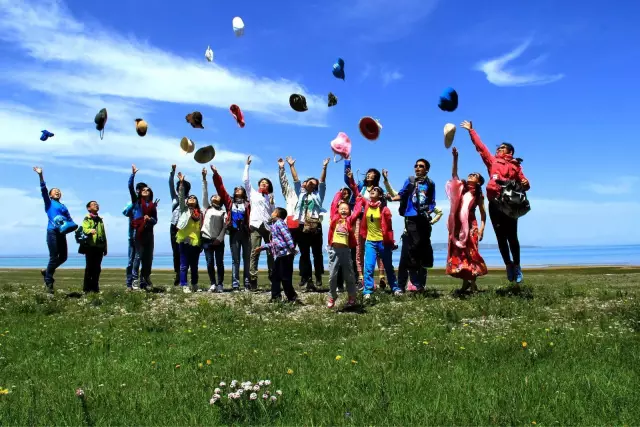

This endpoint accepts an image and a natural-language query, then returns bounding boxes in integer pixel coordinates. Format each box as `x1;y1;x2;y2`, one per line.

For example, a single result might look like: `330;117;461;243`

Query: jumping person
176;172;202;293
81;201;108;293
169;164;191;286
461;120;530;284
128;164;157;290
201;167;227;293
34;166;73;293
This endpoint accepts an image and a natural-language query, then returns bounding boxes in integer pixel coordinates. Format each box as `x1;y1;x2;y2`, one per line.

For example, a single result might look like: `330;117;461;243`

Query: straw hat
180;137;195;154
444;123;456;148
194;145;216;164
135;118;148;137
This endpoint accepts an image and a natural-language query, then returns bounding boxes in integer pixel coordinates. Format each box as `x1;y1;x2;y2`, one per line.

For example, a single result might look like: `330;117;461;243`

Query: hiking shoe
514;265;523;284
305;282;317;292
506;264;515;282
346;296;356;307
232;285;240;292
182;286;192;294
327;297;336;309
363;293;371;300
393;289;403;296
208;285;216;293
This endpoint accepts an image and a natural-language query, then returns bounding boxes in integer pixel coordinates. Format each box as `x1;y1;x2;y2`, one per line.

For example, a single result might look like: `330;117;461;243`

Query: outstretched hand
171;164;176;172
202;167;207;178
210;165;218;175
382;169;389;180
33;166;42;175
177;172;185;181
246;155;252;165
452;147;459;157
346;168;353;179
154;198;160;205
460;120;472;131
132;164;139;174
286;156;295;166
322;157;330;167
277;158;285;168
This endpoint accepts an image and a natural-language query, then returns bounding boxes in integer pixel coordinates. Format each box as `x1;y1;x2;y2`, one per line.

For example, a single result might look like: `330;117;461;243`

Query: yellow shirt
366;206;383;242
332;219;349;246
176;217;202;247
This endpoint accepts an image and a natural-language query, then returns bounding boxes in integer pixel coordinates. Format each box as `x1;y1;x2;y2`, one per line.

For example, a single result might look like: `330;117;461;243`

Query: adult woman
33;166;73;293
291;157;329;290
445;147;488;293
461;120;530;284
169;164;191;286
212;165;251;291
201;167;227;292
343;156;386;289
176;172;202;293
128;164;157;290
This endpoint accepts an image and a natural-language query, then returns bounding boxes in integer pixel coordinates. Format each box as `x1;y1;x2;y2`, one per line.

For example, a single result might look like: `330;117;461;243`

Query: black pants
45;229;68;287
489;200;520;265
336;247;357;288
170;224;180;275
135;231;154;287
398;234;409;289
83;247;104;293
272;254;297;301
297;225;324;282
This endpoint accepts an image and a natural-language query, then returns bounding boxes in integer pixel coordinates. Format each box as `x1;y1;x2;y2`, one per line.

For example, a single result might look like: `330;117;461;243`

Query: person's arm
343;158;352;187
452;147;459;180
33;167;51;211
319;158;329;203
346;169;360;198
461;121;494;169
286;156;301;196
382;169;398;197
517;166;531;191
129;164;138;203
216;212;227;242
282;221;296;251
202;168;210;209
122;203;133;217
390;179;411;202
278;158;292;199
478;197;486;241
169;164;177;201
81;216;92;234
178;173;187;213
430;207;443;225
148;207;158;226
211;165;232;208
243;156;255;198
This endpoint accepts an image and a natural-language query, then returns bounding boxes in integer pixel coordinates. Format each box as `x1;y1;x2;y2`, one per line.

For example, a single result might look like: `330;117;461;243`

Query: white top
243;164;274;230
201;178;227;240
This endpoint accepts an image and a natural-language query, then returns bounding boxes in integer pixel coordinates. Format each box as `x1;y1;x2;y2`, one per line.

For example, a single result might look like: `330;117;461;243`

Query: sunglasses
414;164;426;169
141;187;150;192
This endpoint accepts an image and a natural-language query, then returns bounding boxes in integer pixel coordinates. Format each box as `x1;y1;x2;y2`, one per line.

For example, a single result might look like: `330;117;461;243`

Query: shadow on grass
496;284;534;299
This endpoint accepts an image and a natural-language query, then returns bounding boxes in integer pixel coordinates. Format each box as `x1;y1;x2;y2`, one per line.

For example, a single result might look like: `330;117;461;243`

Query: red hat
230;104;245;128
358;117;382;141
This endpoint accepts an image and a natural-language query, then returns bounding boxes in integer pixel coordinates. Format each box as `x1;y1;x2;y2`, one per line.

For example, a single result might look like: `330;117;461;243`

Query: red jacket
327;214;358;248
212;172;251;228
348;176;395;246
469;129;530;201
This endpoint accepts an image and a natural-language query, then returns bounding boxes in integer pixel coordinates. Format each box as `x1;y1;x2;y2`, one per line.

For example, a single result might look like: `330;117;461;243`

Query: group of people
35;121;530;307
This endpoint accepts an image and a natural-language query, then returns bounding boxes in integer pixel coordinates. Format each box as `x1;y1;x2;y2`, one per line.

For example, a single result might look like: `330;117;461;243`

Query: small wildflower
175;364;181;369
522;341;528;349
121;383;126;387
422;341;429;345
287;369;293;375
351;360;358;364
206;359;212;365
531;422;537;425
209;397;217;405
459;346;465;350
230;380;238;388
250;393;257;400
335;355;342;361
253;384;260;391
264;380;271;386
276;390;282;396
187;329;192;333
237;388;244;395
545;328;550;332
75;388;84;398
549;342;554;347
0;388;9;395
463;323;469;327
262;393;269;400
271;395;277;401
227;393;233;399
202;325;207;329
198;363;203;368
214;388;221;394
219;382;226;387
258;380;265;386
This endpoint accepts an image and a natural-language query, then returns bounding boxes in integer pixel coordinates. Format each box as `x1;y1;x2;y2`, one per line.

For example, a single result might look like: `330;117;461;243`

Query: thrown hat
330;132;351;162
205;46;213;62
232;17;245;37
289;94;308;112
230;104;245;128
135;118;148;137
194;145;216;164
444;123;456;149
328;92;337;107
359;116;382;141
180;137;195;154
40;130;54;141
94;108;108;140
438;87;458;112
332;58;345;80
186;111;204;129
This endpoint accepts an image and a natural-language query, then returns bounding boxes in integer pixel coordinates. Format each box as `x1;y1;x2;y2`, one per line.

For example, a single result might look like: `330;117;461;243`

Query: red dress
445;179;488;281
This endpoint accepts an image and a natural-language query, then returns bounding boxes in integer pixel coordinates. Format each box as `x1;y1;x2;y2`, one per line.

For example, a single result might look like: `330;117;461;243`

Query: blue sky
0;0;639;256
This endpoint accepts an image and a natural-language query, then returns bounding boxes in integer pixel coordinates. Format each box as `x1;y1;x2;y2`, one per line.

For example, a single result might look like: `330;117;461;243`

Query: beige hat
444;123;456;149
180;137;195;154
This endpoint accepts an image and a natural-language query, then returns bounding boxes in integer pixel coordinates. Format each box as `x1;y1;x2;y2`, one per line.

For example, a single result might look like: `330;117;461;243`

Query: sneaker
216;284;224;293
327;297;336;308
356;278;364;292
315;278;323;289
393;290;403;296
182;287;192;294
363;293;371;300
514;265;523;284
232;285;240;292
132;285;140;291
506;264;515;282
379;278;387;290
208;285;216;293
346;296;356;306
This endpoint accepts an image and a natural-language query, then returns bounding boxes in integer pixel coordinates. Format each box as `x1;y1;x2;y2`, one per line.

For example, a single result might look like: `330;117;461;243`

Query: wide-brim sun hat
194;145;215;164
180;137;195;154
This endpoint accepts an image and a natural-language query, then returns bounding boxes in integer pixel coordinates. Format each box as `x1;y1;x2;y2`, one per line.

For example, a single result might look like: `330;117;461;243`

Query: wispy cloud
359;64;404;86
337;0;439;42
381;70;404;86
0;0;328;127
474;39;564;87
585;177;640;195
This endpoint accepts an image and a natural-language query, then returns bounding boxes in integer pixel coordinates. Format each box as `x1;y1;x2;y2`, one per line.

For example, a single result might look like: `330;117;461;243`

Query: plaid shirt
261;219;295;259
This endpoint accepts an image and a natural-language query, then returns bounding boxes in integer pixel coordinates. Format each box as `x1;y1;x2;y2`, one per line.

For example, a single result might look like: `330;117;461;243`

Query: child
176;172;202;293
326;198;359;308
445;147;488;293
128;164;157;290
81;201;108;293
254;208;298;303
201;167;227;293
347;169;401;299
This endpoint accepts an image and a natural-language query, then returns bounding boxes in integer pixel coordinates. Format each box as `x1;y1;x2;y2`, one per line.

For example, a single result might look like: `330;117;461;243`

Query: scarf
446;179;478;249
131;198;157;240
190;207;201;222
368;200;381;209
294;189;326;221
258;188;269;195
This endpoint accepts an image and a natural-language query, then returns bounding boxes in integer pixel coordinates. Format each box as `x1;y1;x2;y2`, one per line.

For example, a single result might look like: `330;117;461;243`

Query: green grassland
1;267;639;425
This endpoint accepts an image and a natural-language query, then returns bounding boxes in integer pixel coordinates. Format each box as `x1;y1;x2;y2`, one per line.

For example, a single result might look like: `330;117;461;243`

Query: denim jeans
179;243;201;287
83;246;104;293
363;240;399;295
202;238;225;286
134;231;154;287
45;229;68;286
230;228;251;288
125;233;140;287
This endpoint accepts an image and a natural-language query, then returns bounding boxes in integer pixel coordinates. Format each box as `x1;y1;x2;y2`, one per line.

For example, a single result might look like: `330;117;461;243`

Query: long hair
364;168;381;187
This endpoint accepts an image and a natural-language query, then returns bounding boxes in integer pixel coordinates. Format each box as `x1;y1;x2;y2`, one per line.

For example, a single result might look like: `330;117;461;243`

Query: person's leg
241;230;252;289
249;227;262;285
362;241;377;295
354;218;365;279
203;242;216;288
281;254;297;301
271;257;283;300
342;248;357;298
178;242;189;287
327;247;340;300
376;255;386;288
380;244;399;293
170;225;180;285
126;236;135;287
83;251;92;293
297;231;312;284
505;217;522;282
93;250;104;292
489;201;514;280
143;234;154;287
311;228;325;286
397;234;409;291
132;245;141;287
189;245;200;290
259;225;274;285
336;261;345;290
409;268;427;291
229;231;241;288
215;244;225;287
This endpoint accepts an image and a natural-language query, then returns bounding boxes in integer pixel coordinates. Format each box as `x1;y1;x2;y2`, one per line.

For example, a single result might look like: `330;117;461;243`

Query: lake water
0;245;637;269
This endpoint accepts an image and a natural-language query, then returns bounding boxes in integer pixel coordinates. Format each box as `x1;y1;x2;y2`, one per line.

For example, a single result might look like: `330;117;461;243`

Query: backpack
494;179;531;219
398;176;434;217
75;226;88;245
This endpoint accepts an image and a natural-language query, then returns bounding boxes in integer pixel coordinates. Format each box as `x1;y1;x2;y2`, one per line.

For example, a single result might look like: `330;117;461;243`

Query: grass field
1;267;639;425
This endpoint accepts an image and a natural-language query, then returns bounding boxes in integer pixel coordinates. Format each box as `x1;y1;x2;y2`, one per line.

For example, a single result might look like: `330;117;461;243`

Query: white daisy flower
250;393;257;400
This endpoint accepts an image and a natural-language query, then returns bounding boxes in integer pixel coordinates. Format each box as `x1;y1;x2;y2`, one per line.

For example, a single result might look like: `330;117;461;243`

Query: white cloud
474;39;564;87
584;176;640;195
359;64;404;86
0;0;328;128
381;70;404;86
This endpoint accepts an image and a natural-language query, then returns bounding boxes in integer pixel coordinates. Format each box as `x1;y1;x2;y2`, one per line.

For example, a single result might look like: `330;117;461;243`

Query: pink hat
330;132;351;162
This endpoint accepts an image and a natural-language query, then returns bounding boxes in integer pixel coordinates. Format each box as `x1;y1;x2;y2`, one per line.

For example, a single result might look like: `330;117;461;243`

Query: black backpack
398;176;434;217
494;179;531;219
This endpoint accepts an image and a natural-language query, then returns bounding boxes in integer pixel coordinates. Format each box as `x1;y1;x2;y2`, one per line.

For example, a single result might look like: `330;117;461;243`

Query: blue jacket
398;177;436;217
40;181;72;230
122;202;135;238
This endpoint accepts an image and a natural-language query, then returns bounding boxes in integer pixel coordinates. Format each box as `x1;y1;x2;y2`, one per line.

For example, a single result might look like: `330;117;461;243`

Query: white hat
232;17;245;37
205;46;213;62
444;123;456;149
180;137;195;154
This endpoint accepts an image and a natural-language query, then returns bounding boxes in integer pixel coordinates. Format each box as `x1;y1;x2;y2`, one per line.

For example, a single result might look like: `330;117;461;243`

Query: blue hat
332;58;345;80
438;87;458;112
40;130;54;141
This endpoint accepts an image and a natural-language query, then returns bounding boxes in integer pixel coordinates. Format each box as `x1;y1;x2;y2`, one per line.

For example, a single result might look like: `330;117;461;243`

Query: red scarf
368;200;381;209
131;199;157;240
258;188;269;195
190;208;201;222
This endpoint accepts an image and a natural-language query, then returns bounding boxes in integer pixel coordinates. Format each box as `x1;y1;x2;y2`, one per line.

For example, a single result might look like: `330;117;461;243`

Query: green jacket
82;214;107;250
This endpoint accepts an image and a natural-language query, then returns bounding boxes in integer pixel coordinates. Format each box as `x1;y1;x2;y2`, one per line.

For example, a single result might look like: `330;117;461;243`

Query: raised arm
243;156;255;197
278;158;293;199
169;164;177;201
129;164;139;203
346;169;360;198
452;147;459;179
319;158;329;203
178;172;187;213
461;120;494;169
201;168;210;209
33;167;51;211
343;157;352;187
382;169;398;197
